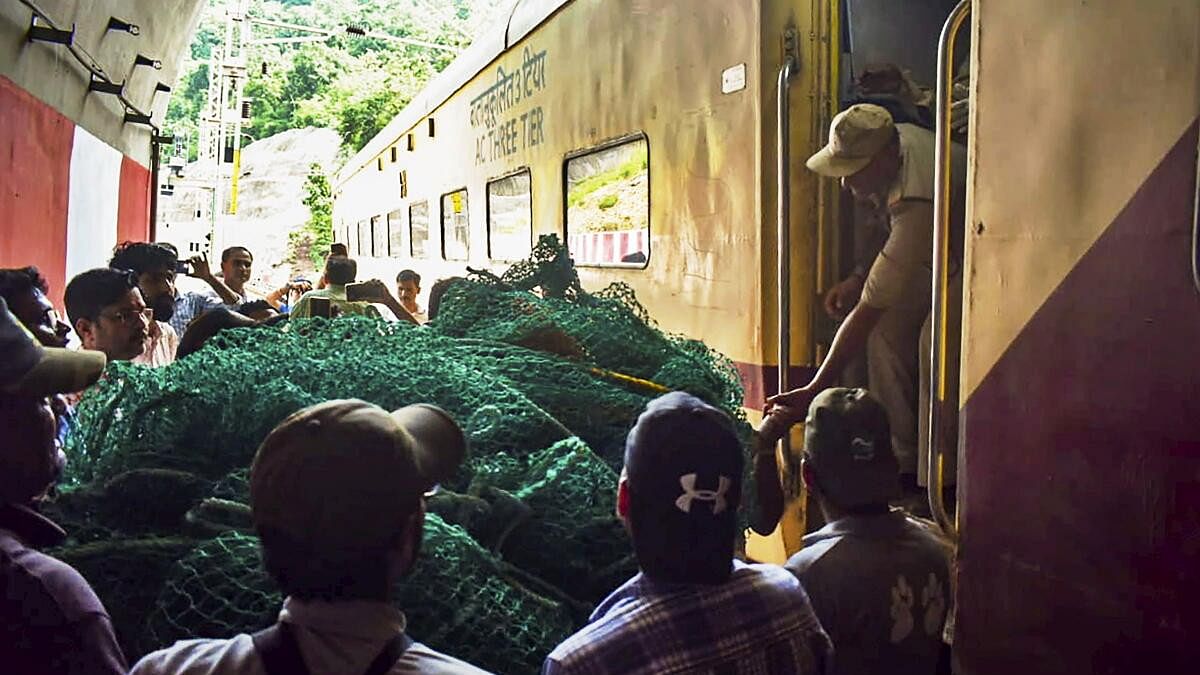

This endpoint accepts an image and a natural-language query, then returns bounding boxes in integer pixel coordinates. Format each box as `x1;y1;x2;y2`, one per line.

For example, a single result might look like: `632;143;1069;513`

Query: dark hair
325;256;357;285
396;269;421;285
0;267;49;305
221;246;253;263
426;277;466;321
109;241;178;277
64;268;140;325
238;299;273;315
257;525;395;602
329;243;348;257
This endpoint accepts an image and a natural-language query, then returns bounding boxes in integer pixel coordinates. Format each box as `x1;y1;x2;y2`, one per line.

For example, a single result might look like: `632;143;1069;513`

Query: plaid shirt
543;561;832;675
170;291;228;335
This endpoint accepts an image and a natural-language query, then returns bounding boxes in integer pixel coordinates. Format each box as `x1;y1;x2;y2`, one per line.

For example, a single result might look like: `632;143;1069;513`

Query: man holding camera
289;257;381;320
289;257;419;324
171;247;252;335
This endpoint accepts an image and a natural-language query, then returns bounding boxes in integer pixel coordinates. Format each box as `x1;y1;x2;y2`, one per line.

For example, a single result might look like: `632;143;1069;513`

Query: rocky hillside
158;127;340;290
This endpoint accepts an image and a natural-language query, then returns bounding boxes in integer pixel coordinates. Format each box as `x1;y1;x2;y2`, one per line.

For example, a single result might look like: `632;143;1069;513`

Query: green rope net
48;235;750;674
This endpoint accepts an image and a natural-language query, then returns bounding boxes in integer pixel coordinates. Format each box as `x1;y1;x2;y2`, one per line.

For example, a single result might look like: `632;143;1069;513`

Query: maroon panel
116;156;151;244
734;362;818;410
957;121;1200;674
0;75;74;307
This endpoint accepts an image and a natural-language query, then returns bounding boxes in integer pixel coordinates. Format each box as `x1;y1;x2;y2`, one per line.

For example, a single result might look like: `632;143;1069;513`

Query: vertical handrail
1192;120;1200;294
928;0;970;540
777;34;797;456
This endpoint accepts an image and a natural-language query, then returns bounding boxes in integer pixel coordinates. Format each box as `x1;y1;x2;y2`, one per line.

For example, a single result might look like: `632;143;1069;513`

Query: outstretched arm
767;302;885;413
187;255;240;306
360;280;419;324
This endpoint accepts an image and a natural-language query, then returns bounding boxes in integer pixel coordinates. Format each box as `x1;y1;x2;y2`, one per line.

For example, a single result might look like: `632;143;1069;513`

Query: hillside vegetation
167;0;516;159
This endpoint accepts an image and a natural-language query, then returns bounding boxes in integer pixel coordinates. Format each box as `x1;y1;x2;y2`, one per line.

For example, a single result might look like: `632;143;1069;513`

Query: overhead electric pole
184;1;463;255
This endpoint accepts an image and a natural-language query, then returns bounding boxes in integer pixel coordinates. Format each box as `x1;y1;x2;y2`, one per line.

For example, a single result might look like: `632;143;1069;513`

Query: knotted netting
48;235;751;674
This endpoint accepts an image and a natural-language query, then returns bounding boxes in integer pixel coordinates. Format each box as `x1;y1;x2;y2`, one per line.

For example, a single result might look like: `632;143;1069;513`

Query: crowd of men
2;104;956;674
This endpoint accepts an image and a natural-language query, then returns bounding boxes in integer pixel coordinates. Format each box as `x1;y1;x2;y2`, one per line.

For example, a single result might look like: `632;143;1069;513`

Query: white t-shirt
130;597;490;675
132;321;178;368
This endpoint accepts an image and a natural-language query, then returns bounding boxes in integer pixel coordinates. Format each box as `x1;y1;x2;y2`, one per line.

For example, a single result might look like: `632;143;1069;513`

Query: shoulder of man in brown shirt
0;503;128;675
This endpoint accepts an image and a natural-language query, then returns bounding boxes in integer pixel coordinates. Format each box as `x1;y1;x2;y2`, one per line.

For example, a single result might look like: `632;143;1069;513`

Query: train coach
334;1;1200;672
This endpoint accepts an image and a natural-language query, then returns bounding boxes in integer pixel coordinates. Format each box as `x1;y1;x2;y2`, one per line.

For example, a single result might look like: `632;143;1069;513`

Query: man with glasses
65;268;151;363
109;243;182;367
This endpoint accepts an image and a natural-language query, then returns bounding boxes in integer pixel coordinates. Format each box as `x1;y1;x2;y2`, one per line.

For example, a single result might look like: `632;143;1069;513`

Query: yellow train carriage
341;0;1200;669
334;0;965;559
334;0;818;411
334;0;816;558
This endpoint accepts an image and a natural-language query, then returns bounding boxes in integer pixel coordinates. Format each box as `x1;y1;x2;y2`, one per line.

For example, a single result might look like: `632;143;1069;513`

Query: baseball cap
0;296;106;397
803;388;899;509
805;103;896;177
624;391;743;519
250;399;466;550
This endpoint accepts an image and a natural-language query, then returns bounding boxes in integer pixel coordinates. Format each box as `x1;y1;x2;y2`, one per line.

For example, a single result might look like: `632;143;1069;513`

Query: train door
746;0;966;563
954;1;1200;671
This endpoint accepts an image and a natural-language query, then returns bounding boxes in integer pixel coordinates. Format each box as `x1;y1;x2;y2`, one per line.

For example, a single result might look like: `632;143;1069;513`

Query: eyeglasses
101;307;154;325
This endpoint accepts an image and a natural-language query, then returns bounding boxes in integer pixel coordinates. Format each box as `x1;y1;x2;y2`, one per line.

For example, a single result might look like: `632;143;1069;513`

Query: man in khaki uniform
764;104;964;491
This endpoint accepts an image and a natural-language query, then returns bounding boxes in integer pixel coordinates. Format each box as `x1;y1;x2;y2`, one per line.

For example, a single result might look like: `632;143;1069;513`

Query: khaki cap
0;296;106;397
806;104;896;177
250;399;466;550
804;388;899;509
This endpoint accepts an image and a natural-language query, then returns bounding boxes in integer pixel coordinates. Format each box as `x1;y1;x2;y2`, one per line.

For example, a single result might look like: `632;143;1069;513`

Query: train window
564;135;649;267
371;215;387;257
357;219;372;255
387;209;404;257
357;220;371;256
410;201;431;259
441;189;470;261
487;170;533;261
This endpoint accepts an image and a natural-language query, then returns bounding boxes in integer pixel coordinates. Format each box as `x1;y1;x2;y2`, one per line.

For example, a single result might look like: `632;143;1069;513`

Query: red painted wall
117;156;151;245
0;75;74;306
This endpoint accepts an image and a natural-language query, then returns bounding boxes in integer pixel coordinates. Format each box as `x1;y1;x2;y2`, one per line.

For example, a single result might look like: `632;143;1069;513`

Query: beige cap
805;104;896;177
249;399;466;550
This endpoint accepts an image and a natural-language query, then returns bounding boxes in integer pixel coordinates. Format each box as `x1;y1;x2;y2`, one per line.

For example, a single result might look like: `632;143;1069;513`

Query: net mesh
47;235;750;673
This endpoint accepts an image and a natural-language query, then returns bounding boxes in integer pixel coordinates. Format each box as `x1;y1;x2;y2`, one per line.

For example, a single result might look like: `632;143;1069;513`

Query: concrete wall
0;0;203;165
0;75;152;307
0;1;203;305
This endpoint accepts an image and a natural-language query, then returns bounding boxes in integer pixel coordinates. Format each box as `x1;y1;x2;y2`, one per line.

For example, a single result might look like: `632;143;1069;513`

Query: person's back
130;399;487;675
546;560;828;674
787;511;950;675
289;256;381;320
543;392;831;675
782;387;950;675
0;505;128;675
130;598;486;675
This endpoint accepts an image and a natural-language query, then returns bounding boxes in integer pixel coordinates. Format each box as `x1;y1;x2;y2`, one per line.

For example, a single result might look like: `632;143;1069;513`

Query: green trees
290;163;334;269
167;0;509;157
